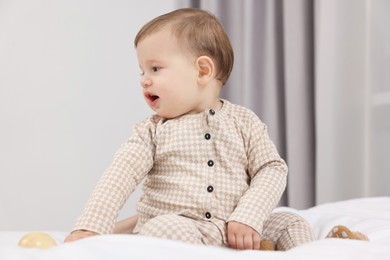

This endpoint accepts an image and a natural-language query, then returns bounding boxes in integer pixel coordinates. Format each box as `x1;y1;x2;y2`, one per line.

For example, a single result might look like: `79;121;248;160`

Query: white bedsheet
1;197;390;260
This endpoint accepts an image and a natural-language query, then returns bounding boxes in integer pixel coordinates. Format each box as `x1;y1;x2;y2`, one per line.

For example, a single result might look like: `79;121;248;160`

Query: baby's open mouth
146;93;160;103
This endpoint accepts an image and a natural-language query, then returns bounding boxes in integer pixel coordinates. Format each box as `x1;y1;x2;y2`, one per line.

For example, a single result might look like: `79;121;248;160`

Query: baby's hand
227;221;261;250
64;230;98;243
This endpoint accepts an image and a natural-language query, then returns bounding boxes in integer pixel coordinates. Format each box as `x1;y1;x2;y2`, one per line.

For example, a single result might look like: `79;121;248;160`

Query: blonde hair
134;8;234;85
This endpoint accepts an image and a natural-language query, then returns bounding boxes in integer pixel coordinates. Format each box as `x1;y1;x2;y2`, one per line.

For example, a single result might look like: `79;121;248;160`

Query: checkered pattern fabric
137;214;224;246
262;211;315;250
73;99;288;244
136;211;314;249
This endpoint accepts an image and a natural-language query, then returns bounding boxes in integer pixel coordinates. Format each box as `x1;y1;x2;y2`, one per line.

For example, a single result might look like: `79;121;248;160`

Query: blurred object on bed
18;231;57;249
325;225;369;240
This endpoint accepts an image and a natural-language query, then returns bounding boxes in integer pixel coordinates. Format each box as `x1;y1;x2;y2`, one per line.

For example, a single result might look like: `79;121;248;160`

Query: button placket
202;109;216;221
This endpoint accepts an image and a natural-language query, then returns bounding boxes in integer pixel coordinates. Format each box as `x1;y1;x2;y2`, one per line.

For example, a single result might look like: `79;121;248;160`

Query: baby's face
136;28;206;119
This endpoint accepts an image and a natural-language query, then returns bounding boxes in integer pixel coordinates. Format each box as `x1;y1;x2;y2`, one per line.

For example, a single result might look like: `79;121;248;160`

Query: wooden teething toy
18;231;57;249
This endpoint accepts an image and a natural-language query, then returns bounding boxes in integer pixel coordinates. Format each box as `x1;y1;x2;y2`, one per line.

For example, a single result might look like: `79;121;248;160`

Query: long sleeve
72;116;157;234
227;119;288;235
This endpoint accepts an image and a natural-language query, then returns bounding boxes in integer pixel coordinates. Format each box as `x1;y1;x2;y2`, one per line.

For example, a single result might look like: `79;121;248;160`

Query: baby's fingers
64;230;97;243
228;233;237;249
252;233;261;250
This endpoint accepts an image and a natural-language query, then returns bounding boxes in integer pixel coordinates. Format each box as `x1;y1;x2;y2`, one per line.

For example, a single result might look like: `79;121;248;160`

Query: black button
204;133;211;140
209;109;215;115
205;212;211;219
207;160;214;167
207;186;214;192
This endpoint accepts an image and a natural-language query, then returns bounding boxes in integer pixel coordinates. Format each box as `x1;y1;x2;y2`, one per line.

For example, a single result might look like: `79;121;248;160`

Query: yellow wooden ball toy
18;231;57;249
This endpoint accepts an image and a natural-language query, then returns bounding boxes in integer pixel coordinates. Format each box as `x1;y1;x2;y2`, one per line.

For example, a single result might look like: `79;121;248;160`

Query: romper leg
137;214;203;245
262;211;315;251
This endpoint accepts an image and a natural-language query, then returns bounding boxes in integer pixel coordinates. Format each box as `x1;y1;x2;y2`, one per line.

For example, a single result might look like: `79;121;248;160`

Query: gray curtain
187;0;316;209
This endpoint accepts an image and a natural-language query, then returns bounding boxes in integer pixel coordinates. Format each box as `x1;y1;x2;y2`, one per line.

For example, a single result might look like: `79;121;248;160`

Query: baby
65;8;366;250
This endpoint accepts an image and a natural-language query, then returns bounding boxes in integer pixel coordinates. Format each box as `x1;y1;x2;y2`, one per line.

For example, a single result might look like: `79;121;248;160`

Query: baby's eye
140;71;145;76
152;66;161;72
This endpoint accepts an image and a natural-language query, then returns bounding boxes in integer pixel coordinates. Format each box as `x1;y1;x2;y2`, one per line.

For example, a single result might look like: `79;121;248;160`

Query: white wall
0;0;177;231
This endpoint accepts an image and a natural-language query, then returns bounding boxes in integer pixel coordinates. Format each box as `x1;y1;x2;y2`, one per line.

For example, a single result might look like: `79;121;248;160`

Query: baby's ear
196;56;215;84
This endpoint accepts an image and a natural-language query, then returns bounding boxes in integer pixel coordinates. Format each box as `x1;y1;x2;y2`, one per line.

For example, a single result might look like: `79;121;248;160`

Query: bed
1;196;389;259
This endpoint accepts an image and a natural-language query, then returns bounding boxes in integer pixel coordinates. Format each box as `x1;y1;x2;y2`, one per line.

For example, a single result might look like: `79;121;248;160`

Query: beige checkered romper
74;100;314;250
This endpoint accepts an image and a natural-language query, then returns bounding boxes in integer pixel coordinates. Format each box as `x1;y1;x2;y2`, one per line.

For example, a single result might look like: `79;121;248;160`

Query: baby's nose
141;76;152;88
